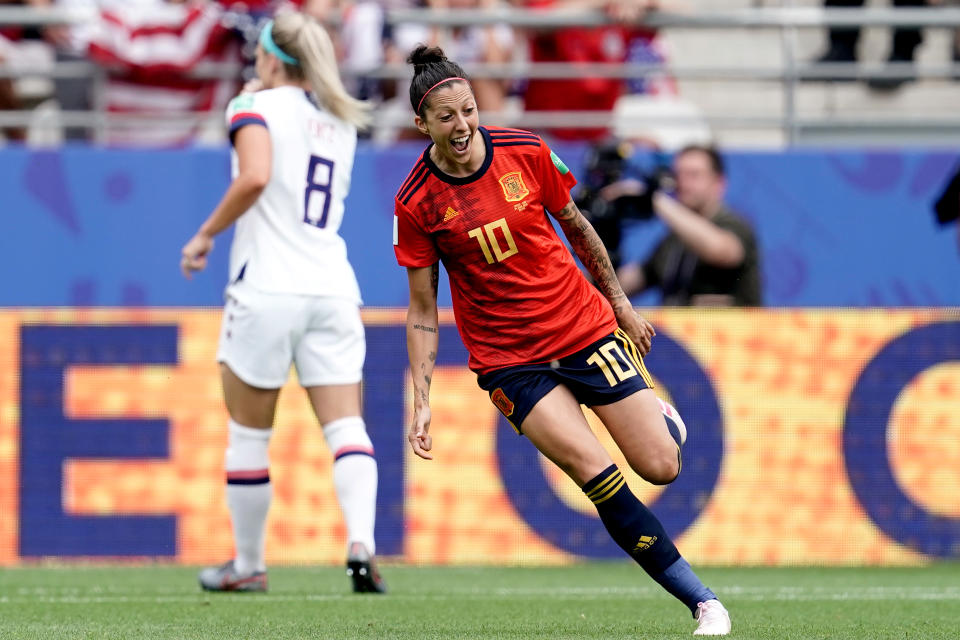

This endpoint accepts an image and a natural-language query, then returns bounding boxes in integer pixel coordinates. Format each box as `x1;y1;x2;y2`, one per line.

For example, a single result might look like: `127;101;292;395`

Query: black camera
574;141;672;268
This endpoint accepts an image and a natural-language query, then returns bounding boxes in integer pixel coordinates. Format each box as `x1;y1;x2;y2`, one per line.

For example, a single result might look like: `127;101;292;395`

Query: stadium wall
0;147;958;566
0;146;958;307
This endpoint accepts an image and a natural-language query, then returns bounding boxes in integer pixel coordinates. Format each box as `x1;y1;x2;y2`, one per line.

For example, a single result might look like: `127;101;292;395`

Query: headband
416;76;467;114
260;19;299;66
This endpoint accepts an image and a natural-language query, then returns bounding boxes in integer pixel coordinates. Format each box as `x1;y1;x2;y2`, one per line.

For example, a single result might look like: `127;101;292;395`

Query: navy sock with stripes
582;464;715;613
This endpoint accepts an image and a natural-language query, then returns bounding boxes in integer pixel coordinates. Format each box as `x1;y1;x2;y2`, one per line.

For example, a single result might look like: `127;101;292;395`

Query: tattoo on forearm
428;350;436;362
413;324;437;334
556;202;628;306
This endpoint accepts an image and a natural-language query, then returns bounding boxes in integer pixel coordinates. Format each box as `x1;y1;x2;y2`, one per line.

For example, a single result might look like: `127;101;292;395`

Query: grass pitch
0;563;957;639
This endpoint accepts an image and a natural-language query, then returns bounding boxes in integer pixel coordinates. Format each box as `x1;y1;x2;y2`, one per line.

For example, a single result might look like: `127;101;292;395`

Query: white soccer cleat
657;397;687;446
198;559;267;592
693;599;731;636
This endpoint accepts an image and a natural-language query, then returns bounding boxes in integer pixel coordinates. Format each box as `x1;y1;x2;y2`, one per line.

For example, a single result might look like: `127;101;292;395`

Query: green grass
0;564;957;639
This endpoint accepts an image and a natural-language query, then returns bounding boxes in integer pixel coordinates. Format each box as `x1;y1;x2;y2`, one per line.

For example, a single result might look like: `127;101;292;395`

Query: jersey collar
422;126;494;186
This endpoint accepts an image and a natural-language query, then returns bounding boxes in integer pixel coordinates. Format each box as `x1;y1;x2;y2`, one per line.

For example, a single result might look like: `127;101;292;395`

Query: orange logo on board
491;388;515;417
443;206;460;222
499;171;529;203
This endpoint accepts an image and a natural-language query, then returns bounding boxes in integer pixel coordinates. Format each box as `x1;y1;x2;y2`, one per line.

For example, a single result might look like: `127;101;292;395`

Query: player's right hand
181;233;213;279
617;307;655;356
408;405;433;460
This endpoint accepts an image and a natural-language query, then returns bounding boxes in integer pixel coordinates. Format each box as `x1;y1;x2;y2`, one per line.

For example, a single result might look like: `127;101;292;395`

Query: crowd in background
2;0;958;147
0;0;681;145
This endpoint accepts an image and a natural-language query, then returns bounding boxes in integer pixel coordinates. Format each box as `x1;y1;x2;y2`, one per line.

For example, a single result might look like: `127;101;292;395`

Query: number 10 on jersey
304;155;334;228
468;217;519;264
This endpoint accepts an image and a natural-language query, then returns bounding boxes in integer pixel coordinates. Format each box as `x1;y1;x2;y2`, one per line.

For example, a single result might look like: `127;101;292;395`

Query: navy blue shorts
477;328;655;433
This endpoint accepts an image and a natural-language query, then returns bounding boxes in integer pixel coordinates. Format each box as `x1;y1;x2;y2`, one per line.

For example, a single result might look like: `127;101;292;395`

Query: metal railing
2;5;960;145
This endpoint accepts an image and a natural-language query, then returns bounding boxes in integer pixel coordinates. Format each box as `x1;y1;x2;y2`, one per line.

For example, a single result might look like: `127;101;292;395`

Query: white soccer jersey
224;86;361;302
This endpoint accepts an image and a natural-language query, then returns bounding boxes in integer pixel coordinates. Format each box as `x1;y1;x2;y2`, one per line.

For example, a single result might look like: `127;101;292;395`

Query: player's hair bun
406;45;468;115
407;45;448;74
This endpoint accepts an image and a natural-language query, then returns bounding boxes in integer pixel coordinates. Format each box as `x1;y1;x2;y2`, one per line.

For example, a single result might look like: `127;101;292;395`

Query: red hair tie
417;77;467;114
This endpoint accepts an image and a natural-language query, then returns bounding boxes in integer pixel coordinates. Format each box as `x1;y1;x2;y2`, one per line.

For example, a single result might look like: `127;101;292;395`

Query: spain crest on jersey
498;171;529;203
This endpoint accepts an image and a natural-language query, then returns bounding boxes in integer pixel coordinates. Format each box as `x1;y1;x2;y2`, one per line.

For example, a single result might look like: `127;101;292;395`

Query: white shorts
216;281;365;389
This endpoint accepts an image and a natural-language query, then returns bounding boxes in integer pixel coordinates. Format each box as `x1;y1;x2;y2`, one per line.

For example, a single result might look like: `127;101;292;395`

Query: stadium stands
0;0;959;147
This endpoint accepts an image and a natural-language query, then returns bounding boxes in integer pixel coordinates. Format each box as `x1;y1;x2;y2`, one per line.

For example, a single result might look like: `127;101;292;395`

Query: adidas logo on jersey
443;206;460;222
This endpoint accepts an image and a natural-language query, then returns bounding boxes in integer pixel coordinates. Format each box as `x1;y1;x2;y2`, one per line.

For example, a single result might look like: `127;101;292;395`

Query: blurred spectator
392;0;515;113
0;0;54;142
375;0;514;142
0;33;27;141
612;9;711;151
616;145;762;307
811;0;958;91
515;0;657;141
329;1;387;101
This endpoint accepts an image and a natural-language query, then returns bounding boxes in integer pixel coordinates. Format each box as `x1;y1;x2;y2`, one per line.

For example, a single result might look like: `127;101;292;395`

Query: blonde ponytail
270;12;372;131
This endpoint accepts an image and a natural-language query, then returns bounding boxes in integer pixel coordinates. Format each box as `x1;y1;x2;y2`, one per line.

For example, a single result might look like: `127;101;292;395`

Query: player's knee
323;416;374;457
631;450;680;486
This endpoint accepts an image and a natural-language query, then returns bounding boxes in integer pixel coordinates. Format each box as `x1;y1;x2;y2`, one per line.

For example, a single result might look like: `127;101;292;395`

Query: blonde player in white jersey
180;11;385;594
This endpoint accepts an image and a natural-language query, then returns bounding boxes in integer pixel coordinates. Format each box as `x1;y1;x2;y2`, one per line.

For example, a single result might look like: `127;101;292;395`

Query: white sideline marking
1;585;958;605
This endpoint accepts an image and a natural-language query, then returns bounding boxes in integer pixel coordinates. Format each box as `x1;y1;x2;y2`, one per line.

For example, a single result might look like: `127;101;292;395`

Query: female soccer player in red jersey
393;45;730;636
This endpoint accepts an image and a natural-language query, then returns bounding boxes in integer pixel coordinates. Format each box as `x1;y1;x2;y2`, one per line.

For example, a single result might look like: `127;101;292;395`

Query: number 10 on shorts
587;342;638;387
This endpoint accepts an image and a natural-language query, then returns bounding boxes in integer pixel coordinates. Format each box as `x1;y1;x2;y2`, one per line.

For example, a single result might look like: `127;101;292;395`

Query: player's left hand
181;233;214;279
616;306;655;356
408;405;434;460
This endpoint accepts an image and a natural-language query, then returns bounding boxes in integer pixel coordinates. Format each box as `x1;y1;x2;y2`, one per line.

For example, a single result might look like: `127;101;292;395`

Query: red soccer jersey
394;126;618;373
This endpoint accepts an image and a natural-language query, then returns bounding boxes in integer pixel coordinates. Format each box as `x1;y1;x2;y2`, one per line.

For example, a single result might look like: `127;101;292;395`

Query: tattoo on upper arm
554;201;581;225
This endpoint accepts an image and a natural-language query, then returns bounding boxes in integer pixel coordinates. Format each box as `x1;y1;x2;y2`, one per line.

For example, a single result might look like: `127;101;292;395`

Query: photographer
579;144;761;307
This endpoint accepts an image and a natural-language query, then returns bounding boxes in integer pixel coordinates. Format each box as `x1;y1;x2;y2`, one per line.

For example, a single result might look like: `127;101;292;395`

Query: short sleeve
226;93;268;145
537;141;578;214
394;199;438;267
713;212;756;261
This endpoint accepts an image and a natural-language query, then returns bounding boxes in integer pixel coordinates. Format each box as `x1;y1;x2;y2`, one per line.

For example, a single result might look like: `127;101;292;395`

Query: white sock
225;419;272;575
323;416;378;555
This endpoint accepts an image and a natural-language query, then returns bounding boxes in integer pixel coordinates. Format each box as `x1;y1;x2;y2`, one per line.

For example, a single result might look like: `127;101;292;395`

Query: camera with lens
573;140;672;268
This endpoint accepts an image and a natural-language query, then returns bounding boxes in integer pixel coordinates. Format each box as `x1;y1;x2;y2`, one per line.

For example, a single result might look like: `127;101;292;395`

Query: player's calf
582;464;719;618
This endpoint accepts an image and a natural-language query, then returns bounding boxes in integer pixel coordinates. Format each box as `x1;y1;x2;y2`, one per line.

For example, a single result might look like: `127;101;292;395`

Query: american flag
85;1;243;146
